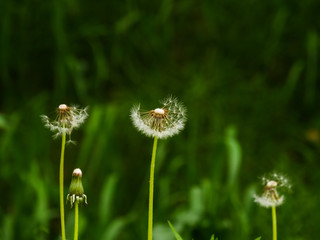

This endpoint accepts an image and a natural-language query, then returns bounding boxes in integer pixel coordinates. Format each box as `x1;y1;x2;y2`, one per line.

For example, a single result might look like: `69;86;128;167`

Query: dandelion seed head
254;173;290;208
130;96;187;139
41;104;88;139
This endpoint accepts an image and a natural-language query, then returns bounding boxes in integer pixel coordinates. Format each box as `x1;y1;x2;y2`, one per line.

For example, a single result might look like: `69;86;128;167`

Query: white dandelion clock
41;104;88;139
131;96;187;139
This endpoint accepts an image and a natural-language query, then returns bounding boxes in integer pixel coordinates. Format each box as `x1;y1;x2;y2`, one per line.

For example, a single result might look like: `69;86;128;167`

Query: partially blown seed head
41;104;88;139
254;173;291;208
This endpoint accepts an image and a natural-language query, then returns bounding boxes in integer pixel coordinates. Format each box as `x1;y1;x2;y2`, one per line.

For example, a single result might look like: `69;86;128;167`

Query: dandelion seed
41;104;88;139
254;173;290;208
130;96;187;139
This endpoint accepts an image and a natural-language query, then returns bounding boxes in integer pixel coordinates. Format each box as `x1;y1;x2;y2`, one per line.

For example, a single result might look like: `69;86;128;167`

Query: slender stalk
148;136;158;240
59;122;66;240
74;202;79;240
272;206;277;240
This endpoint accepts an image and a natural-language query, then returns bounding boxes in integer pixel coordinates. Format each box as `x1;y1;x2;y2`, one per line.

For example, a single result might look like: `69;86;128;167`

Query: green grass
0;0;319;239
168;221;262;240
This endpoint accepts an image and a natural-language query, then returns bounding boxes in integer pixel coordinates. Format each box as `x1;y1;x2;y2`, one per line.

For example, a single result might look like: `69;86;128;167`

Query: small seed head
41;104;88;140
254;173;290;208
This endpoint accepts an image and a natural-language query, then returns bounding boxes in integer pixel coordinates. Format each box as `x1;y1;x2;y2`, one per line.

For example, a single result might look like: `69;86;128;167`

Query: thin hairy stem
74;202;79;240
272;206;277;240
148;136;158;240
59;122;66;240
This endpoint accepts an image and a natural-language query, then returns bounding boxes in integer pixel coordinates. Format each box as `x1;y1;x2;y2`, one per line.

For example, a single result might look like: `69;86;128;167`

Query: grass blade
168;221;183;240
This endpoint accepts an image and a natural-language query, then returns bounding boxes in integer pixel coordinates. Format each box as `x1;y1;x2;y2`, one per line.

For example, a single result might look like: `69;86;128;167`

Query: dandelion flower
254;173;291;208
131;96;187;139
41;104;88;139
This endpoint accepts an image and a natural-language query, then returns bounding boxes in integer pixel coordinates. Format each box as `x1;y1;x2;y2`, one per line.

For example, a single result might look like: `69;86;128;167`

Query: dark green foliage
168;221;216;240
0;0;319;239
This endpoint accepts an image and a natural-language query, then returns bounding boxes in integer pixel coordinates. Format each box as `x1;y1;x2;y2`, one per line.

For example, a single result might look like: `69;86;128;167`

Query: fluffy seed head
254;173;291;208
41;104;88;139
130;96;187;139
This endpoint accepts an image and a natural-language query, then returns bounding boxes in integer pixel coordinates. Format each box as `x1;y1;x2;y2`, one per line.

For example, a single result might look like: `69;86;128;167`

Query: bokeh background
1;0;320;239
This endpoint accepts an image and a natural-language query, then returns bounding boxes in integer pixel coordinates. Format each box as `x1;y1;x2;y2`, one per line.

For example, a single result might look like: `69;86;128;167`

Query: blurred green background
0;0;320;239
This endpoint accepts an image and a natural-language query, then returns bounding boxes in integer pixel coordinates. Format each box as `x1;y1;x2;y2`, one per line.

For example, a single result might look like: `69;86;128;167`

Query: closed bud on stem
67;168;88;208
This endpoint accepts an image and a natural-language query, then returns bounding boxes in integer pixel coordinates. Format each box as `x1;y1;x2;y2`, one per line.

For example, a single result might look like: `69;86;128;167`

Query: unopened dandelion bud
67;168;87;208
72;168;82;178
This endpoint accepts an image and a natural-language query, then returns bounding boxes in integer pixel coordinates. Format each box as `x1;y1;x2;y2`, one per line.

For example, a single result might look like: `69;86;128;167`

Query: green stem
148;137;158;240
272;206;277;240
74;202;79;240
60;126;66;240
